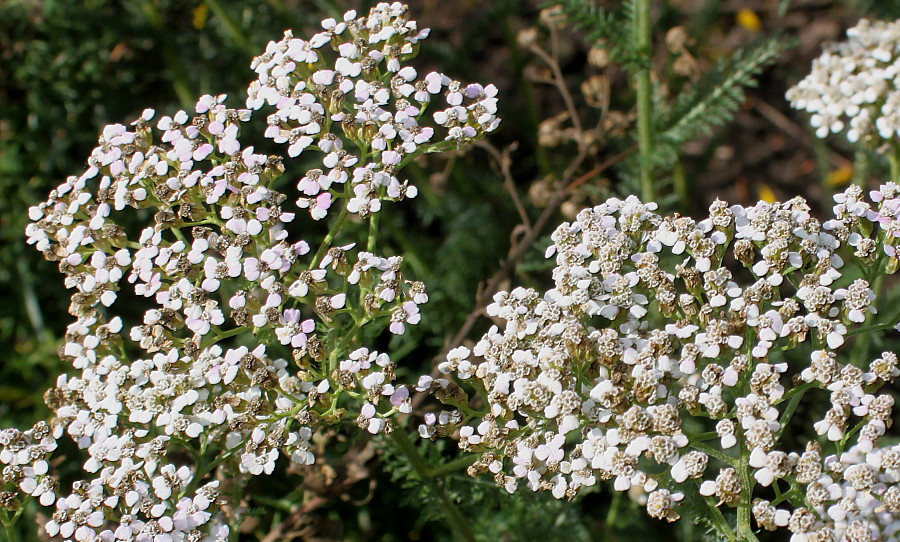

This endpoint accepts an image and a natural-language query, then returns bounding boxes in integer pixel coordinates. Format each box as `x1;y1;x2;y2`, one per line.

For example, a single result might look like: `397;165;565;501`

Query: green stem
326;315;372;376
425;454;479;478
367;212;379;253
228;473;245;542
837;420;866;456
775;382;813;440
605;490;620;538
200;326;249;349
852;149;869;188
390;429;476;542
776;381;812;404
847;317;900;336
889;143;900;184
674;159;688;212
770;487;801;507
810;134;833;206
3;500;29;539
691;440;737;467
736;441;760;541
310;205;350;269
635;0;654;203
700;493;737;542
397;140;457;169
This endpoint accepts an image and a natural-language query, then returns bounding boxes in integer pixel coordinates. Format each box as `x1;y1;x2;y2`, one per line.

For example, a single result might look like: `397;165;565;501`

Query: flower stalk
635;0;655;202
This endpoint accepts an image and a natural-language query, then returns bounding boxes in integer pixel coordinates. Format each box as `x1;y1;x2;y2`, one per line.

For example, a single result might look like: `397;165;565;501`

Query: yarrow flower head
787;18;900;145
247;1;500;220
425;187;900;539
14;4;500;540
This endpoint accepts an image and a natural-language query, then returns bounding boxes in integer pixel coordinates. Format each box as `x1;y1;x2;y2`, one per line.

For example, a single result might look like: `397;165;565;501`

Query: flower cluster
0;422;60;516
428;185;900;539
787;18;900;145
14;4;498;540
247;2;500;220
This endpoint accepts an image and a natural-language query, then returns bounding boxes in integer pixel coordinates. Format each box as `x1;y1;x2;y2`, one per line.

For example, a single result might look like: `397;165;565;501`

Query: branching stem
311;204;350;269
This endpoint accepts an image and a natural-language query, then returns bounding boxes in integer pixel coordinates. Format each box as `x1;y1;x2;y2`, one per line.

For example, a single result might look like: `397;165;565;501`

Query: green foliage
379;433;596;542
843;0;900;19
553;1;791;206
653;35;794;171
552;0;646;70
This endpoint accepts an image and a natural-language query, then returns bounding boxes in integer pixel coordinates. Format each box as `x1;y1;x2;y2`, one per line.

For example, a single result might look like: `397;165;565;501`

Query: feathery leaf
551;0;645;69
653;35;794;169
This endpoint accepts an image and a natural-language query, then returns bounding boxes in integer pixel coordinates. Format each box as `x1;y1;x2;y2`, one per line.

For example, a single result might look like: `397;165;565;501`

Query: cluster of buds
428;185;900;539
787;18;900;146
15;3;499;540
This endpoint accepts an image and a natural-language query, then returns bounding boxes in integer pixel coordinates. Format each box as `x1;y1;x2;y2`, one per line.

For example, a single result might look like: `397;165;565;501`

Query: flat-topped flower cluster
4;3;500;540
247;4;499;220
787;18;900;145
428;185;900;540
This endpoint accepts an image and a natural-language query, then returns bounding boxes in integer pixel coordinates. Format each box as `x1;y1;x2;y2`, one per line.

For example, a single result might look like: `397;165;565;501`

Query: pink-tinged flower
294;240;310;255
195;94;225;113
446;82;464;106
390;386;410;408
296;192;332;220
288;269;326;297
275;309;315;347
446;125;477;141
288;136;313;157
218;124;241;154
389;301;420;335
134;272;162;297
312;69;335;86
381;150;401;166
360;402;386;434
338;41;359;59
425;72;448;94
329;293;346;309
335;57;361;77
319;243;356;268
184;303;225;336
312;192;332;220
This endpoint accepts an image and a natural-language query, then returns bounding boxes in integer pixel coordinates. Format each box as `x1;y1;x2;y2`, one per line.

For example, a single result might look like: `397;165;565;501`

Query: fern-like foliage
552;0;645;69
652;35;794;169
378;434;597;541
